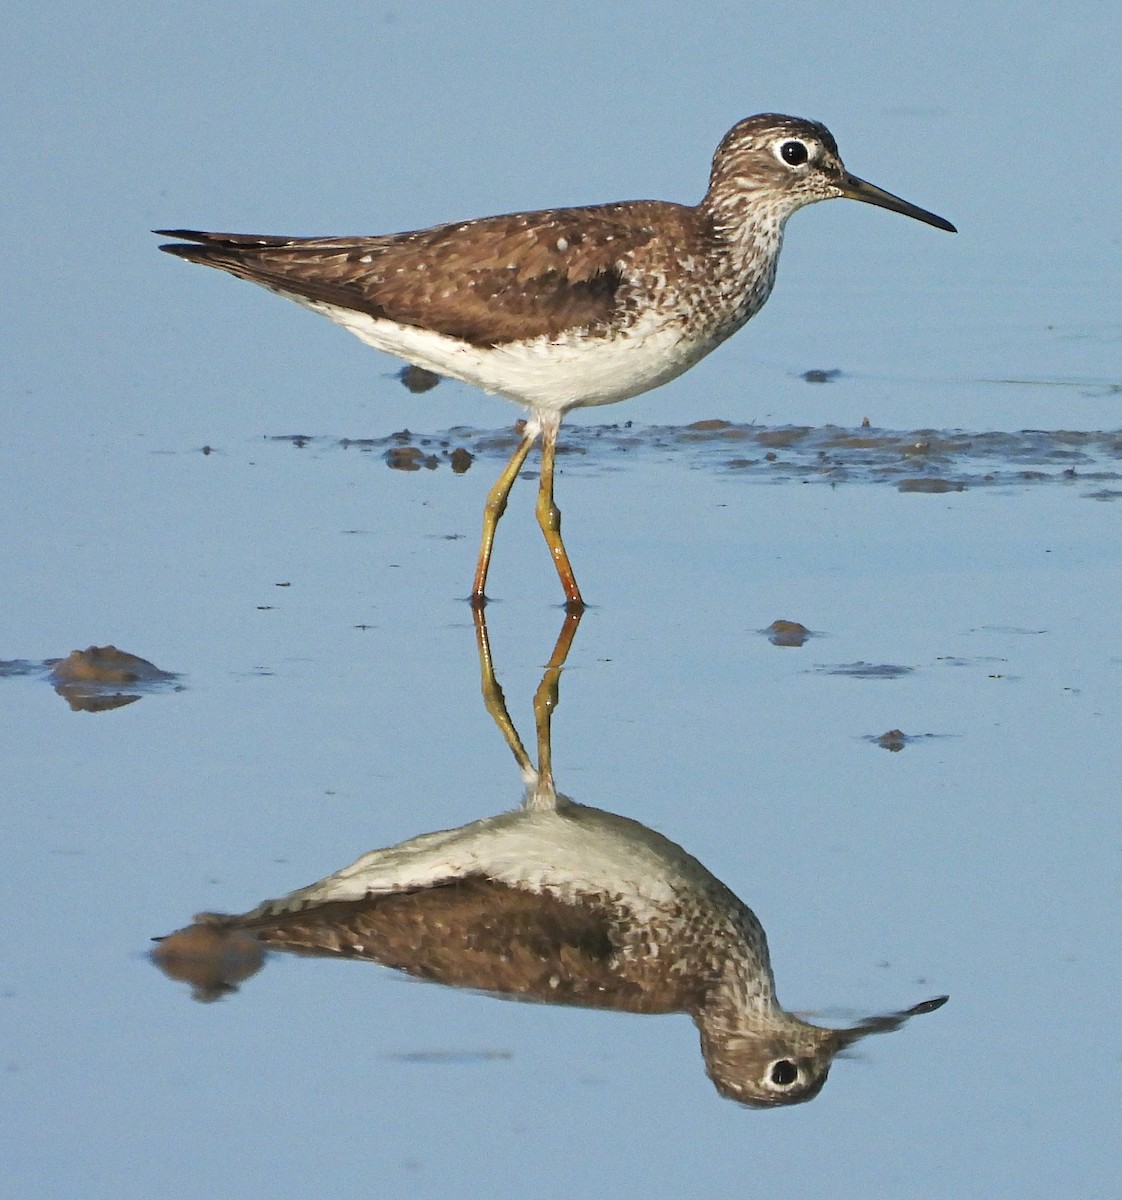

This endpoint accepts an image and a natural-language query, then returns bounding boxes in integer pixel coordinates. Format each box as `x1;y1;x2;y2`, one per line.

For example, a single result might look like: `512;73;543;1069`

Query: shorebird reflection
153;610;946;1107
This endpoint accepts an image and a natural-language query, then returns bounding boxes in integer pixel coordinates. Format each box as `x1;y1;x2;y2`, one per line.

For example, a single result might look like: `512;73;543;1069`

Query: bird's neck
695;185;791;329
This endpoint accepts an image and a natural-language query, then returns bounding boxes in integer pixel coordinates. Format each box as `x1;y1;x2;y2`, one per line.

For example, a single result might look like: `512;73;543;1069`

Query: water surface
4;5;1121;1198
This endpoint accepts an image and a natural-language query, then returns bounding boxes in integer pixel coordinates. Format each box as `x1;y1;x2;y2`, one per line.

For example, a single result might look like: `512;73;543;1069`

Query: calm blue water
3;5;1120;1199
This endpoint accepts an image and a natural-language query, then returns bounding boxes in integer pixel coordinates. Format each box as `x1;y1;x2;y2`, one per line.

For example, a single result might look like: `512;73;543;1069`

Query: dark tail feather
154;229;301;252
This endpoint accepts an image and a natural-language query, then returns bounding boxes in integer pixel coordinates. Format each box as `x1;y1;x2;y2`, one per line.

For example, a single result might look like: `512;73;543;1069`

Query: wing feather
158;202;680;345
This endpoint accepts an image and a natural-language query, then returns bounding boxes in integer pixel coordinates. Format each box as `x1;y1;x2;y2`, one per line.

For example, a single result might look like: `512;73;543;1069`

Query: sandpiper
158;114;954;609
154;610;947;1105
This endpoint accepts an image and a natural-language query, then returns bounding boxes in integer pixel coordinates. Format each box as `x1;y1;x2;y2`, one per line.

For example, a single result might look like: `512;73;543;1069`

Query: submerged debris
764;620;812;647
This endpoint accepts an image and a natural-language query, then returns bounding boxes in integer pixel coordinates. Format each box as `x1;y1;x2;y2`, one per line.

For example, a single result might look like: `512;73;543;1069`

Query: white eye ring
776;139;811;168
768;1058;800;1087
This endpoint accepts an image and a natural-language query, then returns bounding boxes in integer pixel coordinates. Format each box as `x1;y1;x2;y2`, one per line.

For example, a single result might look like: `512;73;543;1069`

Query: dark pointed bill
833;993;949;1050
840;173;956;232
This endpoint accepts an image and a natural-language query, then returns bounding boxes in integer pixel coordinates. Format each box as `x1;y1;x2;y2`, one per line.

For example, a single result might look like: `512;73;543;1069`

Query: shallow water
5;5;1122;1198
281;417;1122;492
5;421;1121;1197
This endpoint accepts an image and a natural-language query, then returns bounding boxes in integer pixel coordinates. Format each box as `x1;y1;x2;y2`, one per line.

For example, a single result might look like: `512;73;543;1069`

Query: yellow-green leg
471;425;538;606
532;608;582;787
536;421;585;613
471;605;532;774
472;603;583;810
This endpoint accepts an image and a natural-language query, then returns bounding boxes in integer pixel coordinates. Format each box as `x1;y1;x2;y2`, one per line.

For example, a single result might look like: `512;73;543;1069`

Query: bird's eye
779;140;810;167
769;1059;799;1086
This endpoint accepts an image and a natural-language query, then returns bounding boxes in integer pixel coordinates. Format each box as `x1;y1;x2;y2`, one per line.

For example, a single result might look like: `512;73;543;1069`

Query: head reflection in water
153;610;946;1107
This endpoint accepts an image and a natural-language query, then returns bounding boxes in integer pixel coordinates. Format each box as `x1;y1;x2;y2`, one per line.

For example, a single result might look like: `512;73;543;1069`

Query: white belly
249;798;721;922
294;295;718;415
